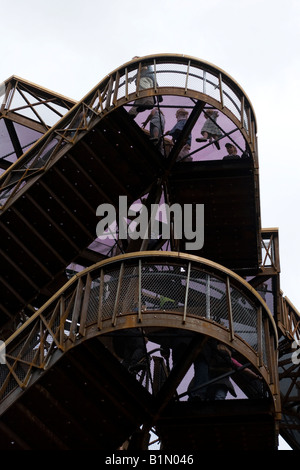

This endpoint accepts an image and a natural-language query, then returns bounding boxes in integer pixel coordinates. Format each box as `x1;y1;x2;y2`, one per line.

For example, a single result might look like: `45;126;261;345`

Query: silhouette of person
196;109;222;150
165;108;192;161
222;143;241;160
128;57;155;117
142;109;165;152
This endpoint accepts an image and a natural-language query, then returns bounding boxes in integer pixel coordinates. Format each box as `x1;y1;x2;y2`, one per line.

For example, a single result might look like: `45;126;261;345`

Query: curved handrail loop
1;251;279;416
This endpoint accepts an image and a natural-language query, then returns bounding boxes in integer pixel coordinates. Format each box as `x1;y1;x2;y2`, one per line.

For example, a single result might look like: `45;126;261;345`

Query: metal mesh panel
101;269;120;320
115;74;127;102
6;356;28;383
186;269;209;317
86;280;100;324
185;269;228;323
242;107;249;132
207;276;228;323
0;363;19;398
21;331;42;365
117;266;139;313
127;69;140;95
141;264;185;311
221;80;242;121
155;62;188;89
141;268;161;310
231;286;258;351
63;291;77;336
203;71;220;102
52;305;63;337
9;323;40;366
2;328;38;396
85;260;269;365
186;65;205;94
262;320;267;365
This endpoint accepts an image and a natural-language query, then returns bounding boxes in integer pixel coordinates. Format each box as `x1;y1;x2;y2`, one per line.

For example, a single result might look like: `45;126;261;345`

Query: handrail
2;251;278;345
0;54;258;210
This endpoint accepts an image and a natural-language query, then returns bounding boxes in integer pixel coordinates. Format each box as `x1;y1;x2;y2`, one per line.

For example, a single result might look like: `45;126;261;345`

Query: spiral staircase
0;55;299;450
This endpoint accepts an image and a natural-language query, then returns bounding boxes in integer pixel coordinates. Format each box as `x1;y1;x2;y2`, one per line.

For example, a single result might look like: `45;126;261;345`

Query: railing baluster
183;262;191;323
105;75;114;110
218;73;224;107
112;70;120;106
264;317;273;383
125;68;129;100
79;273;92;336
206;273;211;319
98;269;104;330
59;296;65;347
153;59;157;93
241;96;245;129
138;259;142;322
112;262;124;326
136;62;142;96
39;318;44;366
226;276;235;341
257;306;263;367
69;278;83;342
184;60;190;93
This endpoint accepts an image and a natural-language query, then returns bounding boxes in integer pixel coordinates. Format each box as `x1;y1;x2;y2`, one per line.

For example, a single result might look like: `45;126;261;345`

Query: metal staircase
0;54;299;450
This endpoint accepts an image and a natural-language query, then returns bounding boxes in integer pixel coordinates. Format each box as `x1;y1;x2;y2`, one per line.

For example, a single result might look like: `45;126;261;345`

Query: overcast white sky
1;0;299;448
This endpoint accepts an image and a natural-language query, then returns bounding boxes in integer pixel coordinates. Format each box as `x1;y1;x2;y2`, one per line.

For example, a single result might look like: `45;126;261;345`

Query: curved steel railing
278;295;300;449
0;251;279;411
0;54;258;210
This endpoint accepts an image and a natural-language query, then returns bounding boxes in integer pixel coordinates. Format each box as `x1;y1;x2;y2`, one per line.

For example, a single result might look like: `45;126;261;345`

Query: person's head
225;143;237;154
205;109;218;118
176;108;188;120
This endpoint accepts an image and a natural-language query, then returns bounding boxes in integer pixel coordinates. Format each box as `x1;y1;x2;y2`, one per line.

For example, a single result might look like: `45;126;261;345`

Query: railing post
206;273;211;319
98;269;104;330
264;318;275;385
203;70;207;94
69;278;83;342
241;96;245;129
226;276;235;341
218;73;224;108
112;70;120;106
59;296;65;346
112;262;124;326
79;273;92;336
184;60;190;93
257;305;263;367
125;68;129;100
183;262;191;323
138;259;142;322
105;75;114;110
153;59;157;94
136;62;142;96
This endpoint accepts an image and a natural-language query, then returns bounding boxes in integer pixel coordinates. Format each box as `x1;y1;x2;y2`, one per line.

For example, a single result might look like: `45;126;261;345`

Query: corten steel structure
0;54;299;450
